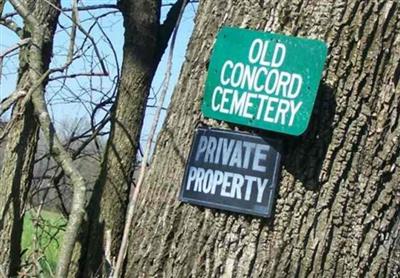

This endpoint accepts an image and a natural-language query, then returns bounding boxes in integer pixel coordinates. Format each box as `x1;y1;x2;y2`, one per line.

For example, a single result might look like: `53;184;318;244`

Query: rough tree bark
126;0;399;277
73;1;188;276
0;0;59;276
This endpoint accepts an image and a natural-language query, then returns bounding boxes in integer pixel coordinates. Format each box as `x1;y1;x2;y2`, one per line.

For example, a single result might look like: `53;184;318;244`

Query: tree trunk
0;0;59;276
74;1;188;276
126;0;400;277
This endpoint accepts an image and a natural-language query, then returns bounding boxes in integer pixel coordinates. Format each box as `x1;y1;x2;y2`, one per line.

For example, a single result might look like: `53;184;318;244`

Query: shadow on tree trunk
283;82;336;191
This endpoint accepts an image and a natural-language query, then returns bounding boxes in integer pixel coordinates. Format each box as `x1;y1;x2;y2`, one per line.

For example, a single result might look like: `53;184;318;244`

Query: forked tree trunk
0;0;59;276
73;1;188;276
74;1;160;275
126;0;399;277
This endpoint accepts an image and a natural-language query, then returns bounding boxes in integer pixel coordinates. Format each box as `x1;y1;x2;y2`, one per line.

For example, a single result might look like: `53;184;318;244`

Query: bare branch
1;1;198;18
67;3;118;12
49;72;107;81
0;0;5;17
155;0;188;62
0;17;23;35
65;0;78;68
0;67;50;141
44;0;108;76
8;0;39;26
2;3;119;18
0;90;26;116
0;38;30;58
33;86;87;278
44;116;110;195
104;230;113;276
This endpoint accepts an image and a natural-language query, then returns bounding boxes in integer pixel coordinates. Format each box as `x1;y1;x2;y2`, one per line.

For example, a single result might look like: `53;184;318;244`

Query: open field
21;210;66;276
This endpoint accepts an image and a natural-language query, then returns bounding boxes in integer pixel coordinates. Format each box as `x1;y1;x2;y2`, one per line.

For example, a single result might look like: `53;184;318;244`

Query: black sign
179;128;281;217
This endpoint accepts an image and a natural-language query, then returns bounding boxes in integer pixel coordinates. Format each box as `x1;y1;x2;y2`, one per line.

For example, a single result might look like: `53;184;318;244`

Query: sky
0;0;197;151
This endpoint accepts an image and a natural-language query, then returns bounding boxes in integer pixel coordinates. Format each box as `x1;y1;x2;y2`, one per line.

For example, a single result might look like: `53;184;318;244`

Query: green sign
201;27;328;135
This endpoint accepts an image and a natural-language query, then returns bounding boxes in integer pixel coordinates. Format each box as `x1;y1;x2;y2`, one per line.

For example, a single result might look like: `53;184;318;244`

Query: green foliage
21;210;66;277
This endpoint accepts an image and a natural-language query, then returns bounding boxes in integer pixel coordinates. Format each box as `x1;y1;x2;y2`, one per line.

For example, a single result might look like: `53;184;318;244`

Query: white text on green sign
201;27;328;135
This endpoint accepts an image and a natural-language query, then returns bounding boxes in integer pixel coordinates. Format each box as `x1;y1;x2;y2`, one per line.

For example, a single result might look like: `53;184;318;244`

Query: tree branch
0;0;5;17
43;0;108;76
32;94;87;278
155;0;188;63
49;72;107;81
0;17;23;35
2;3;119;18
1;1;197;18
65;0;78;68
0;90;26;116
0;38;30;58
0;38;30;90
8;0;39;26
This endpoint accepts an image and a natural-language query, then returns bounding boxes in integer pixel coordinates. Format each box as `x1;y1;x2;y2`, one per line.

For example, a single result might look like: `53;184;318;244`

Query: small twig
0;68;50;140
65;0;78;68
0;39;30;101
1;1;198;18
42;259;55;277
17;69;51;111
104;229;113;277
43;0;108;76
2;3;119;18
0;38;30;58
146;105;168;110
0;17;23;35
49;72;107;81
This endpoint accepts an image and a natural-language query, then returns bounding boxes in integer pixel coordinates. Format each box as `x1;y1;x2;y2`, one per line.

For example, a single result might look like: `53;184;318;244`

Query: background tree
1;0;196;276
74;0;190;276
0;0;60;276
1;0;117;275
126;0;399;277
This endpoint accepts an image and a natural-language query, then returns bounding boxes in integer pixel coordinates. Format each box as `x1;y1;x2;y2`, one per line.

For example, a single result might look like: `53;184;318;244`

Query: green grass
21;210;66;276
